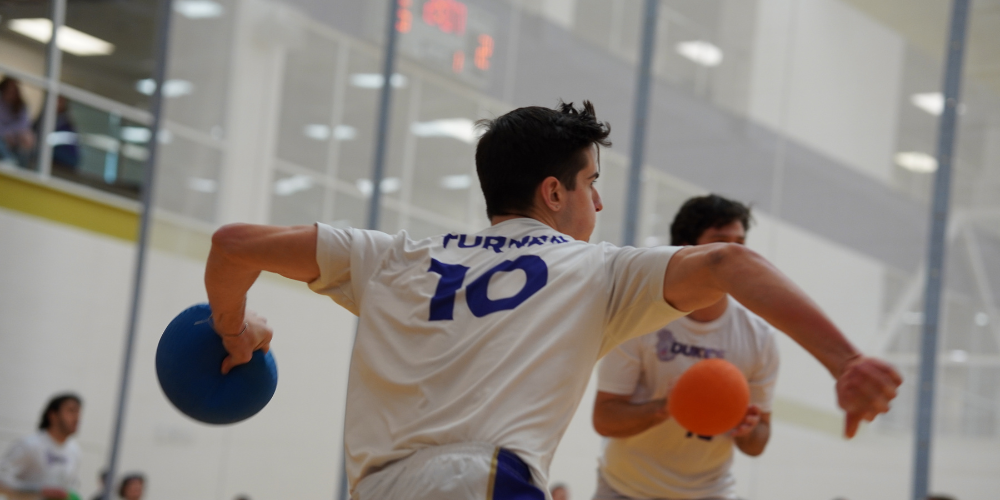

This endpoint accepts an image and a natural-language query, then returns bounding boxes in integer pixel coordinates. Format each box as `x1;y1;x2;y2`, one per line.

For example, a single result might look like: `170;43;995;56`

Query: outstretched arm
662;243;902;438
206;223;320;373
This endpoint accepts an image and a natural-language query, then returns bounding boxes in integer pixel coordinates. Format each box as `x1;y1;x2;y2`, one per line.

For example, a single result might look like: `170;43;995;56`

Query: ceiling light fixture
334;125;357;141
135;79;194;98
894;152;938;173
121;126;152;143
188;177;218;193
350;73;408;89
174;0;224;19
274;174;314;196
411;118;478;144
975;312;989;326
440;174;472;190
8;18;114;56
303;124;331;141
356;177;401;197
676;40;723;67
911;92;944;116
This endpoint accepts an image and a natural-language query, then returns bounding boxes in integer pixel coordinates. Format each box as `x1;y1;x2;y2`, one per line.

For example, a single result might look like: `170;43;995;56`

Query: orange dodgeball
667;358;750;436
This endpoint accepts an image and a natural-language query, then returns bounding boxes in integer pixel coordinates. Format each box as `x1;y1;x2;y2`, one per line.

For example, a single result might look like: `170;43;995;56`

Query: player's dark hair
118;473;145;498
38;393;82;429
475;100;611;218
670;194;752;246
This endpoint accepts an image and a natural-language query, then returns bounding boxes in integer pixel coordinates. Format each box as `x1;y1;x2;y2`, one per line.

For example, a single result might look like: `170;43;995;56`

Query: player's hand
729;404;762;437
218;310;273;374
836;355;902;438
655;398;670;421
40;488;68;500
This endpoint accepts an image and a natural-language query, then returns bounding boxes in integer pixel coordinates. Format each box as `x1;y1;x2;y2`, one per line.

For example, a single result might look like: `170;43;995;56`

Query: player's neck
46;426;69;444
686;295;729;323
490;210;557;230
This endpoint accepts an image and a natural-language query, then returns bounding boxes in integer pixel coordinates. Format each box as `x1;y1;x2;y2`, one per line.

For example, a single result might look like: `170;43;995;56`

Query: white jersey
0;431;81;492
308;218;687;493
597;297;779;500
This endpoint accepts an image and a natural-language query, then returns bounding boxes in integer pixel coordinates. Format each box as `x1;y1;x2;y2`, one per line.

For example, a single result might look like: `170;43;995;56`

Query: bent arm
734;411;770;457
592;391;669;438
662;244;902;437
663;244;856;377
205;223;320;372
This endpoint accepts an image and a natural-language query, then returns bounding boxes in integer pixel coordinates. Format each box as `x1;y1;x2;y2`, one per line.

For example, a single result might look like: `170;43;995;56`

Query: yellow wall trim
0;169;139;241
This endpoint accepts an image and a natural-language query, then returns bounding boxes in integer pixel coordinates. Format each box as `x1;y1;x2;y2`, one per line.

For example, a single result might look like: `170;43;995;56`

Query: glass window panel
47;97;145;198
154;132;221;222
62;0;156;108
336;47;412;205
592;153;627;246
408;81;477;222
275;31;339;172
336;48;380;186
0;1;51;77
161;0;234;134
270;170;325;226
332;189;367;229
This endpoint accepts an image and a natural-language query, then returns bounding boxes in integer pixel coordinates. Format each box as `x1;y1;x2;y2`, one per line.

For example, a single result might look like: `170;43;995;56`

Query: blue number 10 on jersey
427;256;549;321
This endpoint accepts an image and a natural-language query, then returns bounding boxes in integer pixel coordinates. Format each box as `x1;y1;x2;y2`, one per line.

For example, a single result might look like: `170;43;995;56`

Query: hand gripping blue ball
155;303;278;424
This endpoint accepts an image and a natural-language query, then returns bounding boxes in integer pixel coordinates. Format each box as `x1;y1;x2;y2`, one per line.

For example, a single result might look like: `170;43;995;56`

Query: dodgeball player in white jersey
203;101;901;500
593;195;777;500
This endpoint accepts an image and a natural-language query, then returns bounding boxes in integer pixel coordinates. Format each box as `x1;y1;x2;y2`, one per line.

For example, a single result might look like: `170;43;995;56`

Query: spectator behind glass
34;96;80;172
0;77;37;167
117;474;144;500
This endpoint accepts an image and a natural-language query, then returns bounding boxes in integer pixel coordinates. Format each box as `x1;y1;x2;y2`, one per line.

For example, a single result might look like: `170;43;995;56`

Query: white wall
0;207;356;500
749;0;904;184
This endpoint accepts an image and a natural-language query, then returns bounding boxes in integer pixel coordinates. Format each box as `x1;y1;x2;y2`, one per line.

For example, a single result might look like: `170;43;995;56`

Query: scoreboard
395;0;496;87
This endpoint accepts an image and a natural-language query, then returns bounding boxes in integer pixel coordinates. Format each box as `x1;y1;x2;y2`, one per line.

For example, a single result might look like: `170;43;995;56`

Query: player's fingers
221;355;236;375
872;360;904;385
845;412;862;439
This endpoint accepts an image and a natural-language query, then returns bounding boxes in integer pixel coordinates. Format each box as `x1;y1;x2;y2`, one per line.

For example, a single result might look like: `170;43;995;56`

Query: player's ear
537;176;563;212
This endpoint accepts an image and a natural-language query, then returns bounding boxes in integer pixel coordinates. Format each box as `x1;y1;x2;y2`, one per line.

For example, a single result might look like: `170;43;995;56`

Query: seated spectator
0;77;37;167
117;473;144;500
35;96;80;172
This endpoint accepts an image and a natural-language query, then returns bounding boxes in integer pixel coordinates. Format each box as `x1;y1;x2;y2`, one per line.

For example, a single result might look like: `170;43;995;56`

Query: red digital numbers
474;34;493;70
452;50;465;73
423;0;467;35
397;0;413;33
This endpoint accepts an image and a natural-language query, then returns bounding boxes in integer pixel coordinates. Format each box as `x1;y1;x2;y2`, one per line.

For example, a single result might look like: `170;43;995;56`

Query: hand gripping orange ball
667;358;750;436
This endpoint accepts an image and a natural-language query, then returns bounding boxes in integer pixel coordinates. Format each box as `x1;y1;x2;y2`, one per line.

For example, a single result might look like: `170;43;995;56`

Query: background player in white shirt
203;101;901;500
593;195;778;500
0;393;83;500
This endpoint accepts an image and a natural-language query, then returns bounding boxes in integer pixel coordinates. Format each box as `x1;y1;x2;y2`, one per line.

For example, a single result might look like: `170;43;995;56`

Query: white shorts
593;471;737;500
354;443;546;500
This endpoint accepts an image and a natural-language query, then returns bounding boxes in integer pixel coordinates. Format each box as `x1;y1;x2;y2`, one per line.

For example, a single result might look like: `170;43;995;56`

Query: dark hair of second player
38;393;82;429
670;194;752;246
474;100;611;219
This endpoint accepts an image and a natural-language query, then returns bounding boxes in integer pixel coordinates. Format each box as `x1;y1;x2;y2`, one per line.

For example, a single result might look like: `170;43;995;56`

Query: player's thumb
221;355;236;375
844;412;862;439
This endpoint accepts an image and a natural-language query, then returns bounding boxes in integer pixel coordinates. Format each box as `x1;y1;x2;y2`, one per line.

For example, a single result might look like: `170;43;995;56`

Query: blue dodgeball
155;303;277;425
